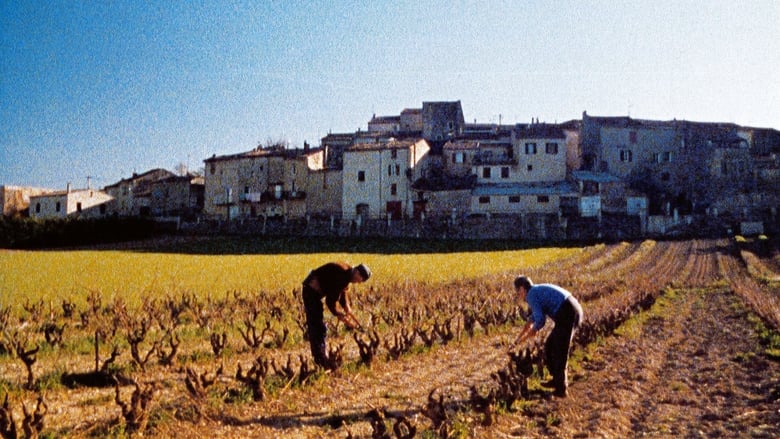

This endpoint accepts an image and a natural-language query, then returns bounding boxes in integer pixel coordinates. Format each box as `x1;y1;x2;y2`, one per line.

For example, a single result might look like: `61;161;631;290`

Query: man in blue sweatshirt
512;275;583;397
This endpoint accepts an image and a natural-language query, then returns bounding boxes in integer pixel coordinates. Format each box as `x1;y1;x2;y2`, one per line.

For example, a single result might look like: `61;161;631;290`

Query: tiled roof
347;138;422;151
204;146;320;162
370;115;401;123
443;140;480;150
513;123;566;139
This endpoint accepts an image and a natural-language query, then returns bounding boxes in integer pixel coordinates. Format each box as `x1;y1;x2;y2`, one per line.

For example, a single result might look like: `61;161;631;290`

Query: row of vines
1;237;778;437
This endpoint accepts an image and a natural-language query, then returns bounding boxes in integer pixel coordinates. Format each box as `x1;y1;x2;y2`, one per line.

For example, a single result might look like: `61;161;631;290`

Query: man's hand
341;313;363;332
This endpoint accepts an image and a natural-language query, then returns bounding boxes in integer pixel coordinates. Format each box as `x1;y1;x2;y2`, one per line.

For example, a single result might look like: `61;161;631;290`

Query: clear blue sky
2;1;778;189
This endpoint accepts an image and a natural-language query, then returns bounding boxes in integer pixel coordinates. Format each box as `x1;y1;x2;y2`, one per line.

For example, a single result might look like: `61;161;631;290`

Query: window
453;152;464;164
390;184;397;195
55;202;61;212
508;195;520;203
527;164;533;171
358;171;365;182
395;164;400;175
620;150;633;162
479;196;490;204
525;143;537;154
388;165;393;176
629;131;638;143
653;152;672;163
545;143;558;154
35;203;40;213
482;167;491;178
537;195;549;203
77;202;82;212
391;149;397;159
244;186;250;194
501;167;509;178
210;164;216;175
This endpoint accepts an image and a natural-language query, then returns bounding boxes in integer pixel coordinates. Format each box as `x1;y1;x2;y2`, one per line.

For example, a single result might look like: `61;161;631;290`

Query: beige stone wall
470;193;561;215
305;169;342;217
423;189;472;217
204;150;328;220
564;128;581;171
511;137;567;182
342;148;382;220
151;179;191;216
105;183;133;216
204;155;267;218
443;143;477;177
342;140;430;220
599;126;678;178
1;186;55;217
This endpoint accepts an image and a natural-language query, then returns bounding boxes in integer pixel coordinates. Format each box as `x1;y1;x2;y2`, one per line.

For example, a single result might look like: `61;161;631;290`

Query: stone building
149;174;204;218
341;138;431;221
0;185;57;217
203;145;324;220
29;184;113;219
104;169;176;216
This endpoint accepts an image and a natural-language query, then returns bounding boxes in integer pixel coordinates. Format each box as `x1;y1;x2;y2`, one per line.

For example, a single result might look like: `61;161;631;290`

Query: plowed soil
4;238;779;438
164;241;780;438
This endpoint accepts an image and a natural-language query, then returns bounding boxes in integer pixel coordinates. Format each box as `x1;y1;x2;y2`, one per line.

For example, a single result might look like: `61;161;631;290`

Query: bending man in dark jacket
512;275;583;397
302;262;371;368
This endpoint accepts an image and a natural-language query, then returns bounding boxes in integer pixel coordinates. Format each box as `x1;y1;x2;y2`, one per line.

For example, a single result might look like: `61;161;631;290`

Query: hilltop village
3;101;779;241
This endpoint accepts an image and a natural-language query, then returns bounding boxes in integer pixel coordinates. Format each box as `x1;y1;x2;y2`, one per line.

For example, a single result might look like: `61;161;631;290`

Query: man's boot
313;342;329;368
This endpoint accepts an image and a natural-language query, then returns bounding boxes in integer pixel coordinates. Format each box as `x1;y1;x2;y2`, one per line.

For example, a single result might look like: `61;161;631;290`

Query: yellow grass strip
0;247;577;309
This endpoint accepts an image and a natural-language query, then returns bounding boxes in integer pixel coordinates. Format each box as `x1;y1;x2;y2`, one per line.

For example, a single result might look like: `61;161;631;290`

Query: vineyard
1;237;779;438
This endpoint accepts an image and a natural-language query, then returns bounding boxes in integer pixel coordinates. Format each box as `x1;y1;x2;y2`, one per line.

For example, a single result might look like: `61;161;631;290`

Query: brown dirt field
172;287;778;438
2;239;779;438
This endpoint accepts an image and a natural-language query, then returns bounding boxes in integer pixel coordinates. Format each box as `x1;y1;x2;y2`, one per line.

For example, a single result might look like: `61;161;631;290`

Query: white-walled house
29;184;113;219
342;138;430;221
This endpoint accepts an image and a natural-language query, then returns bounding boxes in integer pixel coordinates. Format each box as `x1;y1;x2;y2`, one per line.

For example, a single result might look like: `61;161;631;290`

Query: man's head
514;275;533;299
353;264;371;283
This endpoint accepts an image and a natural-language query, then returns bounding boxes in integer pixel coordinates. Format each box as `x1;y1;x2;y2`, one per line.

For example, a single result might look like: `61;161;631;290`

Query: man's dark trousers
546;296;583;393
302;285;328;367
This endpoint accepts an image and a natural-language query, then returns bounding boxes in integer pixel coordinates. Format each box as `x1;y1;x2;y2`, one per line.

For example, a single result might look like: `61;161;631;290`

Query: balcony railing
239;190;306;203
472;153;517;166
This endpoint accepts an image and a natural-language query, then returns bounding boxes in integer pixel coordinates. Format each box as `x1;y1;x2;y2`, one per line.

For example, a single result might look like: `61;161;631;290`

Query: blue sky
2;1;778;189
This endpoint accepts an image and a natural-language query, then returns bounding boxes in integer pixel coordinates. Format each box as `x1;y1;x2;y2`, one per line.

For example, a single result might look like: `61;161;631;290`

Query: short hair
514;275;533;290
355;264;371;281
